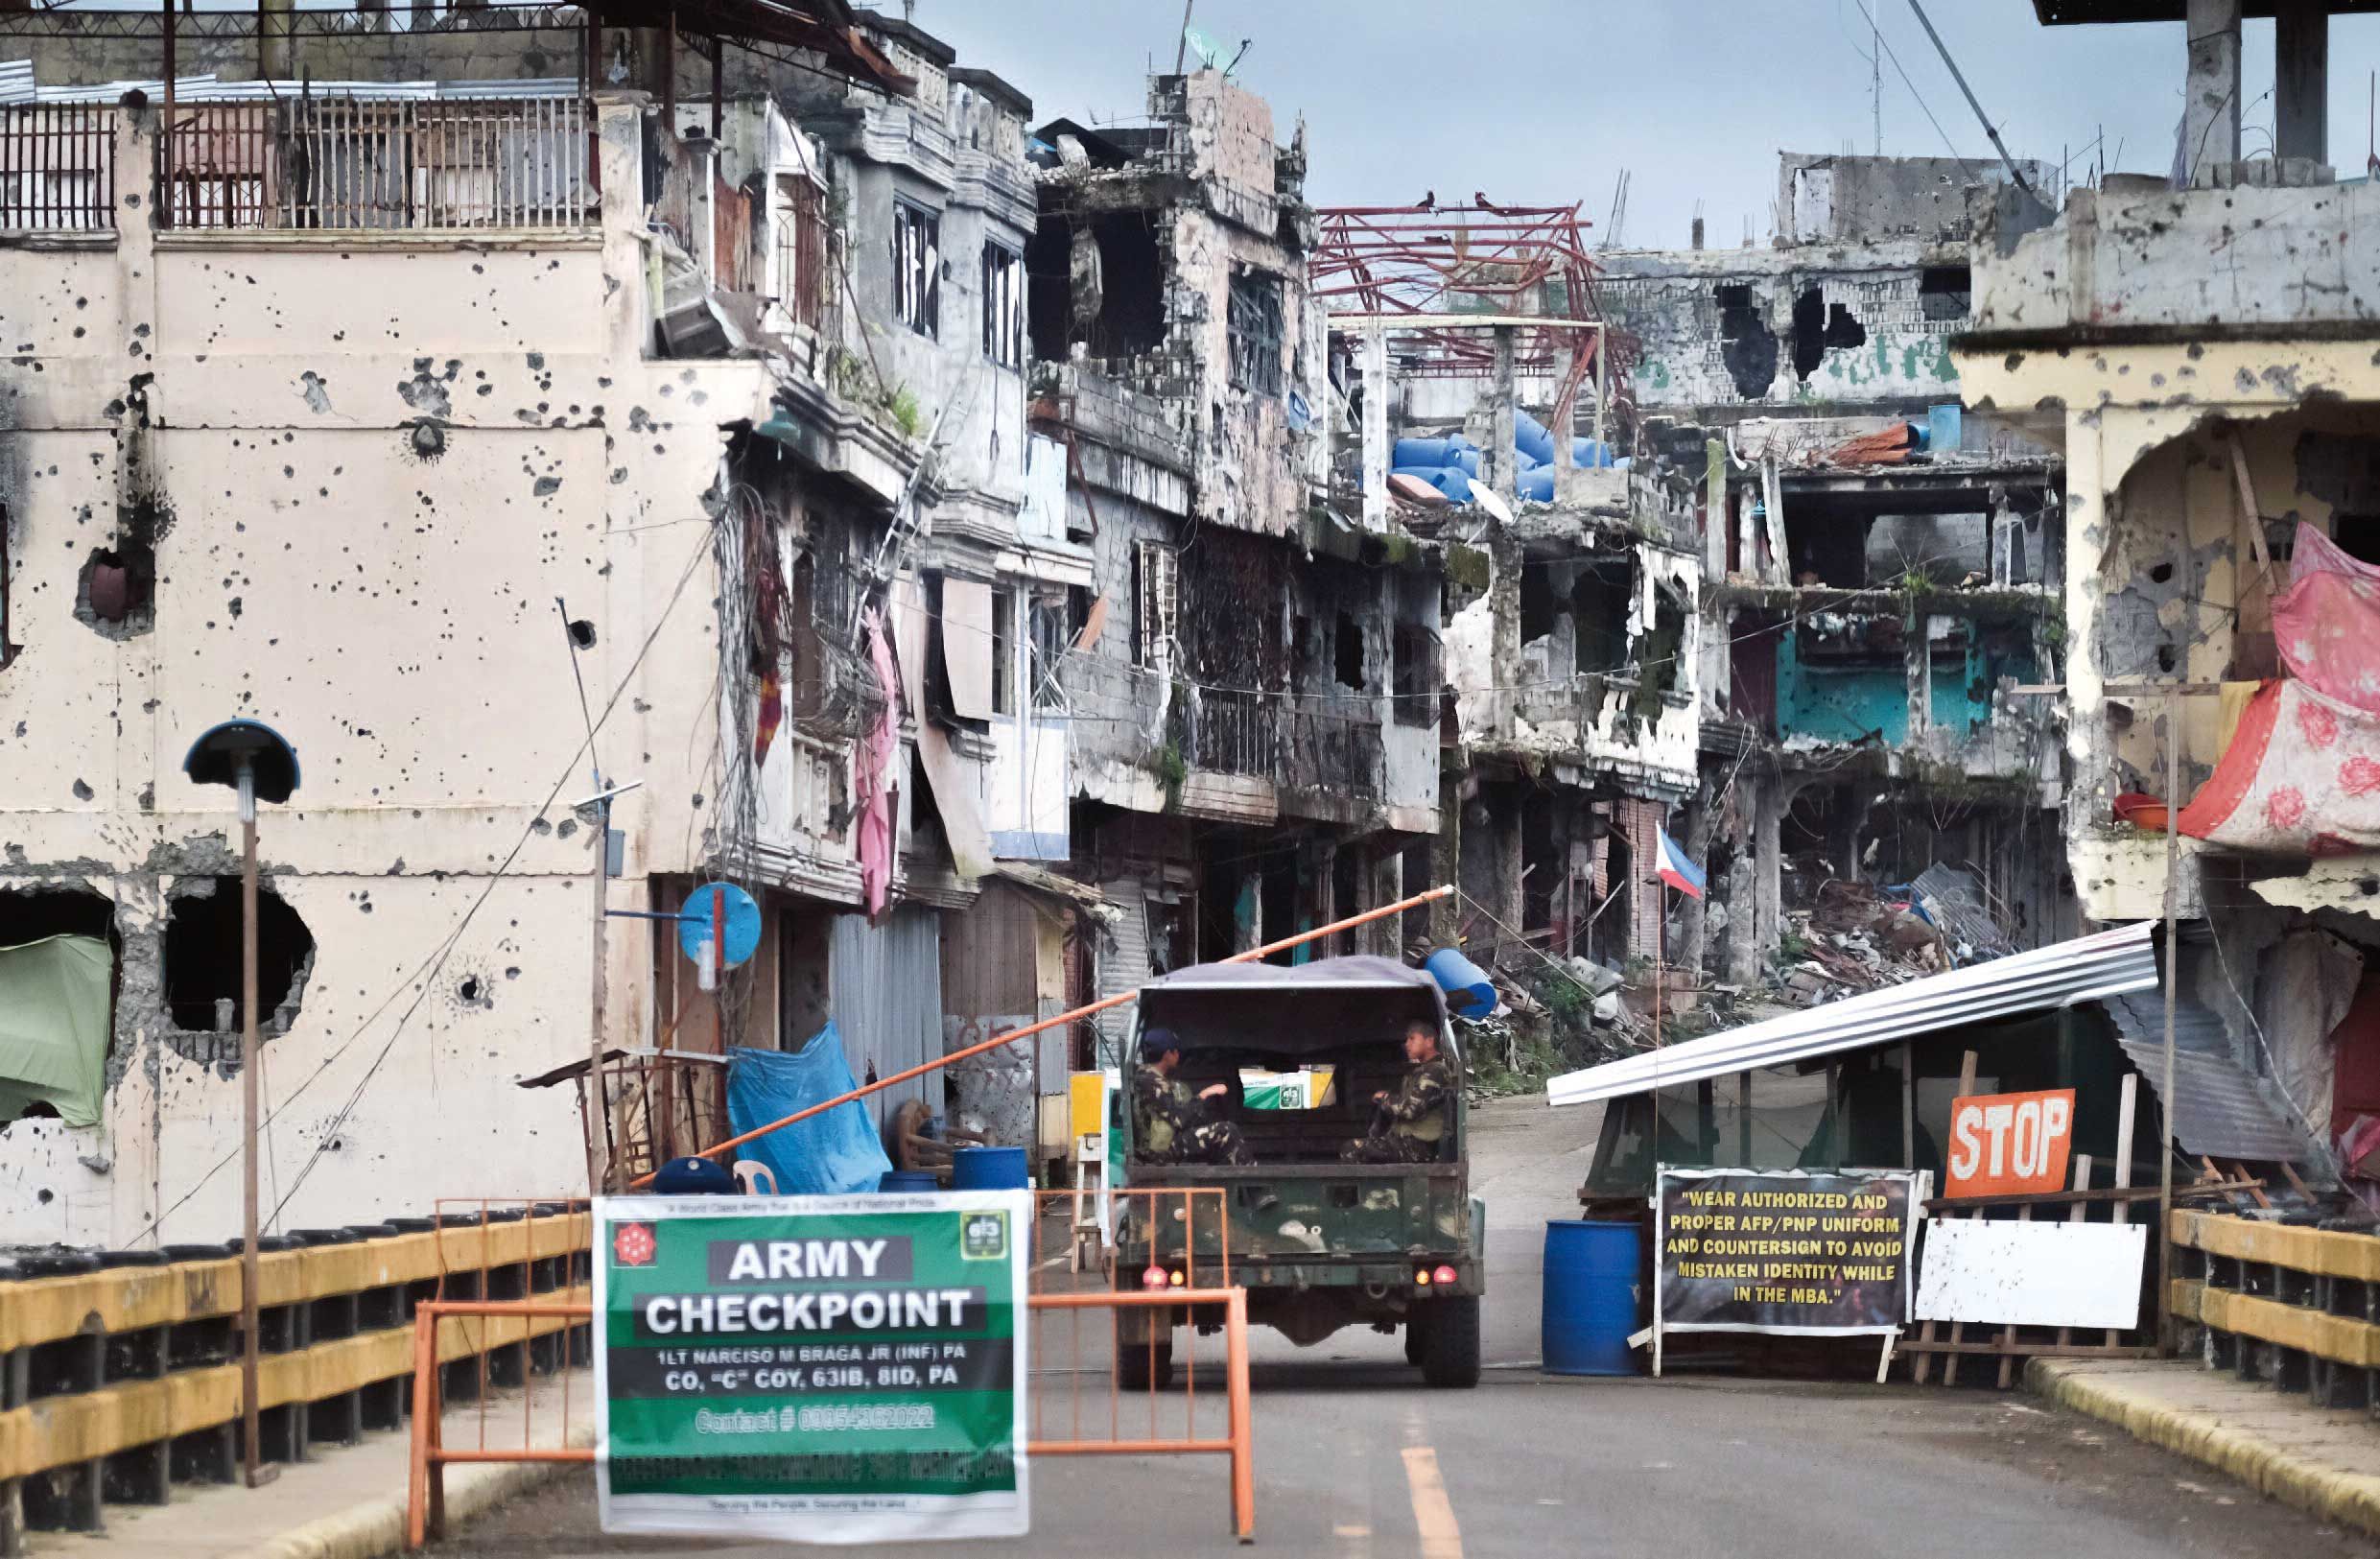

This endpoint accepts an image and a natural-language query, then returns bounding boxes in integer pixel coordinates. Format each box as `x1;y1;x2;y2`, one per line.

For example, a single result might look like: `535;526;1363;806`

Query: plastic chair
733;1160;778;1195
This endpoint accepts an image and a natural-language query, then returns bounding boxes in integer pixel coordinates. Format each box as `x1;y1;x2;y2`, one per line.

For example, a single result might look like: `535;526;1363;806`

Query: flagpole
1654;875;1664;1050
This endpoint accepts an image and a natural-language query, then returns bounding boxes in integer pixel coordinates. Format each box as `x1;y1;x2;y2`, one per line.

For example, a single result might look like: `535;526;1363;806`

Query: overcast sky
912;0;2380;248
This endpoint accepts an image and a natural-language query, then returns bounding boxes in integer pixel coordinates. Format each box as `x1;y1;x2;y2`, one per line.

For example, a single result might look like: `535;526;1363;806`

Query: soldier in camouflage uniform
1131;1028;1256;1167
1343;1021;1454;1164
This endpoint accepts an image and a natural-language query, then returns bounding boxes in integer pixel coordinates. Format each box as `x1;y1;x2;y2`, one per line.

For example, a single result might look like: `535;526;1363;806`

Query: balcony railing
0;105;115;231
1284;705;1385;797
161;96;592;232
1187;688;1280;778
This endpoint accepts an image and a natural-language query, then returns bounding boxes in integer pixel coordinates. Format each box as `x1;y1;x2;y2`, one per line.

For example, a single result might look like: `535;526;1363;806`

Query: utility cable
131;521;716;1243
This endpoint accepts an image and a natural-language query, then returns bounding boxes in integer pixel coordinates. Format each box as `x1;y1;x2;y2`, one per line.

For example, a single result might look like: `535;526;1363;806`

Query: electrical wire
1850;0;1965;163
131;520;719;1244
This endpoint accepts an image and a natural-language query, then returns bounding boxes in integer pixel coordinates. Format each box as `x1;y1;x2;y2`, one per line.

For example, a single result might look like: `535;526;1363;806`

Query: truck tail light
1141;1264;1168;1289
1168;1268;1186;1287
1414;1268;1432;1287
1432;1264;1458;1287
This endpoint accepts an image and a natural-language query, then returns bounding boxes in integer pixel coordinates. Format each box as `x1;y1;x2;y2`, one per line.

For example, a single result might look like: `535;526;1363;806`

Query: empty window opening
1632;592;1687;721
1790;287;1866;381
1919;265;1971;321
1028;593;1068;711
1228;271;1285;397
981;241;1024;368
1714;283;1779;400
891;199;941;338
2333;515;2380;568
1786;506;1874;588
1571;568;1633;673
164;880;314;1039
990;587;1014;716
1028;209;1164;362
1333;612;1364;690
1392;622;1436;726
75;539;157;640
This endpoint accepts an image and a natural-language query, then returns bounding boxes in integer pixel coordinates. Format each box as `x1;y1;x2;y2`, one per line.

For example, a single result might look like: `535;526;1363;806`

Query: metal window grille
0;105;115;231
1134;541;1177;675
891;198;939;337
981;240;1023;368
1227;271;1284;396
771;177;828;331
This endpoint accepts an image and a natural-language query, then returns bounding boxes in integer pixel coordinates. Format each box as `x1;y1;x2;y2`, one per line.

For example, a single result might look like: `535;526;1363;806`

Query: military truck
1110;956;1483;1388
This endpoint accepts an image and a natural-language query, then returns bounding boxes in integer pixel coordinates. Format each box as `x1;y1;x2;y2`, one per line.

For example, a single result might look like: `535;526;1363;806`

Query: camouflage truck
1112;956;1483;1389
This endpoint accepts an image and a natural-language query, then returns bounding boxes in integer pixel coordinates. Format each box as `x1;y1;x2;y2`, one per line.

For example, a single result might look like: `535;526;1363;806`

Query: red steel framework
1311;200;1636;438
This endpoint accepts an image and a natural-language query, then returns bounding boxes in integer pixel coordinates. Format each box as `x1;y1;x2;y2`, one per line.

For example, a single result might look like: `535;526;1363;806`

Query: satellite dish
679;882;762;971
1464;476;1516;526
1182;24;1227;71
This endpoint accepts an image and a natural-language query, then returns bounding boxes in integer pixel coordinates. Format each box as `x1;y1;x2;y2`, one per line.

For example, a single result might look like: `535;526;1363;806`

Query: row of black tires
1117;1295;1482;1392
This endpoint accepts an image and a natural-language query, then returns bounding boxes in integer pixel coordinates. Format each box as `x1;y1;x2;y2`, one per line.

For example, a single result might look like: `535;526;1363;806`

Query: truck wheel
1403;1315;1427;1366
1421;1296;1480;1388
1117;1335;1174;1392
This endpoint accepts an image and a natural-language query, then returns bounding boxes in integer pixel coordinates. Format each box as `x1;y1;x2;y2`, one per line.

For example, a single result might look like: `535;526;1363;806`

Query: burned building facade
1590;153;2076;1001
1026;72;1443;1062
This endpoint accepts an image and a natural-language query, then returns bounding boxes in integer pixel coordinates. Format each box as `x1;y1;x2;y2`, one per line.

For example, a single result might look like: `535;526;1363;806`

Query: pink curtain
856;605;902;918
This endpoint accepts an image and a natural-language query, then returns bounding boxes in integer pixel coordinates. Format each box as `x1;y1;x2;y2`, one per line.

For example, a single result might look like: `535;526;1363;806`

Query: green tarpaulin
0;934;113;1126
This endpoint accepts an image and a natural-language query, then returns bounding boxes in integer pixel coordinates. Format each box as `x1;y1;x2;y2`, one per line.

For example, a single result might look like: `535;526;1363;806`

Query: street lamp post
183;720;301;1488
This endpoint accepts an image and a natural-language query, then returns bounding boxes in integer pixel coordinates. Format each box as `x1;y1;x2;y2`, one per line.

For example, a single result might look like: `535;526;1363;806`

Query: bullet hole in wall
567;619;597;650
2148;562;2175;584
408;420;448;462
163;880;315;1044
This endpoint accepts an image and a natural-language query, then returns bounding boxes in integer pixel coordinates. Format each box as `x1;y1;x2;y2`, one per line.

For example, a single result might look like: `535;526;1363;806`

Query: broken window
1919;265;1971;322
1028;593;1068;710
164;880;314;1038
891;199;940;338
1790;286;1866;381
1714;283;1779;400
76;535;157;640
990;586;1014;716
1571;567;1632;673
1392;622;1436;727
1133;540;1177;674
1228;271;1285;397
1333;612;1364;691
981;241;1024;368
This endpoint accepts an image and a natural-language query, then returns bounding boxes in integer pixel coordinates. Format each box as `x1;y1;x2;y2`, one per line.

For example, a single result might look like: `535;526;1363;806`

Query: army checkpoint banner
1652;1168;1919;1372
593;1193;1030;1545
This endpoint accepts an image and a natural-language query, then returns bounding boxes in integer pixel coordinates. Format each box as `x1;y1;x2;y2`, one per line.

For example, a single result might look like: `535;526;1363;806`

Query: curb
220;1427;596;1559
2028;1358;2380;1537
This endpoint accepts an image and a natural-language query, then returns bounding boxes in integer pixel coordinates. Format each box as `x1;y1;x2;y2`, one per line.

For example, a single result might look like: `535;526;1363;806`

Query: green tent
0;934;113;1127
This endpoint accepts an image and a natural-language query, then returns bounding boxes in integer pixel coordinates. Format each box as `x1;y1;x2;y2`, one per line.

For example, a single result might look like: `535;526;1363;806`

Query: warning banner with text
593;1193;1029;1546
1655;1168;1918;1336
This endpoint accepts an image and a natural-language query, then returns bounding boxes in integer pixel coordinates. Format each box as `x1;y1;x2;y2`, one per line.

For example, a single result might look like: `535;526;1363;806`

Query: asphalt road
439;1097;2378;1559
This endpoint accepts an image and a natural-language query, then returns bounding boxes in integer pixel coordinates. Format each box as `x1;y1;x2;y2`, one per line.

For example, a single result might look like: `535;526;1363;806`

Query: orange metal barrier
406;1300;595;1548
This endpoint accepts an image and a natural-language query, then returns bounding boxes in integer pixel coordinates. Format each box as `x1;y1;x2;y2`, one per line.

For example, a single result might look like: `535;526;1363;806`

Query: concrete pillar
2274;0;2328;167
1673;781;1715;984
1724;775;1760;986
1753;778;1782;966
1553;343;1578;506
2181;0;2242;184
1486;531;1522;740
1361;323;1389;531
1487;326;1518;502
258;0;295;77
1905;610;1933;746
1431;771;1463;949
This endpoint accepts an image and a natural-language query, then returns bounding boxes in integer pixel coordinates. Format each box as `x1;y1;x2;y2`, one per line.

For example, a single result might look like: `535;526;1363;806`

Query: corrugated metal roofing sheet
1546;922;2159;1108
2102;990;2311;1163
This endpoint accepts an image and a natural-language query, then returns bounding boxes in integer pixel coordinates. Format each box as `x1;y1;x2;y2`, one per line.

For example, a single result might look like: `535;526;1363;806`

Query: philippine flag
1654;826;1707;900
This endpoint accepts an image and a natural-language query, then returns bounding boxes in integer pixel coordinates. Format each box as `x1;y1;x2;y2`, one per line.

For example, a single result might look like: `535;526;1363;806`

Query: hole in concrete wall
164;880;314;1040
1919;265;1971;321
1632;592;1686;722
408;420;447;462
1028;209;1166;362
459;977;482;1003
75;541;157;639
2148;561;2176;583
1333;612;1364;691
566;619;597;650
1714;283;1778;400
1866;513;1989;586
1790;288;1866;381
2156;644;2178;673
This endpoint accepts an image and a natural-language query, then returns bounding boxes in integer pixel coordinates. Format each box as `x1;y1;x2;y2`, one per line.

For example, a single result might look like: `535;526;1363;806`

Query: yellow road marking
1400;1446;1463;1559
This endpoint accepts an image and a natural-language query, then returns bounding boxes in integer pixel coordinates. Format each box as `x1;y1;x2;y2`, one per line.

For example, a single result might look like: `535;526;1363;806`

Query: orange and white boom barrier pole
632;884;1456;1188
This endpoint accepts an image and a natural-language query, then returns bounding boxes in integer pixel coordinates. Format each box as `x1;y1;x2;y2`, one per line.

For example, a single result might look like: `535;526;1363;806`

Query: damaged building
1956;0;2380;1175
1591;152;2076;1004
1025;70;1444;1064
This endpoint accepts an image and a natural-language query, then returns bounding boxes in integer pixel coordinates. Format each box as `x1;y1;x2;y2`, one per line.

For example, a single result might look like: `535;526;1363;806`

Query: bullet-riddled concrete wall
0;102;774;1246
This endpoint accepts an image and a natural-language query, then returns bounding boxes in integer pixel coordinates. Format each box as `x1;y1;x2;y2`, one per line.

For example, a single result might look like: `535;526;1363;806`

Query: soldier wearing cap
1343;1021;1454;1164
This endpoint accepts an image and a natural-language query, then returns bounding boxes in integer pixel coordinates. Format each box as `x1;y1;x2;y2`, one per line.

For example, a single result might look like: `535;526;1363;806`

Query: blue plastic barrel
952;1146;1029;1191
1393;437;1468;468
1543;1219;1641;1376
1424;947;1496;1017
1513;408;1557;465
879;1169;939;1193
1518;466;1556;503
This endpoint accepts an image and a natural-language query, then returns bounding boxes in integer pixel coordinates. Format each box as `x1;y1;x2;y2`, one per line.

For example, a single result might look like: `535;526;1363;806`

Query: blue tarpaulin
724;1024;895;1195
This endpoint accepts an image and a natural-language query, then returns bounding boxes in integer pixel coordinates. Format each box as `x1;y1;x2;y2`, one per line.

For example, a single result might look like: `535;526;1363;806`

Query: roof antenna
1902;0;2037;199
